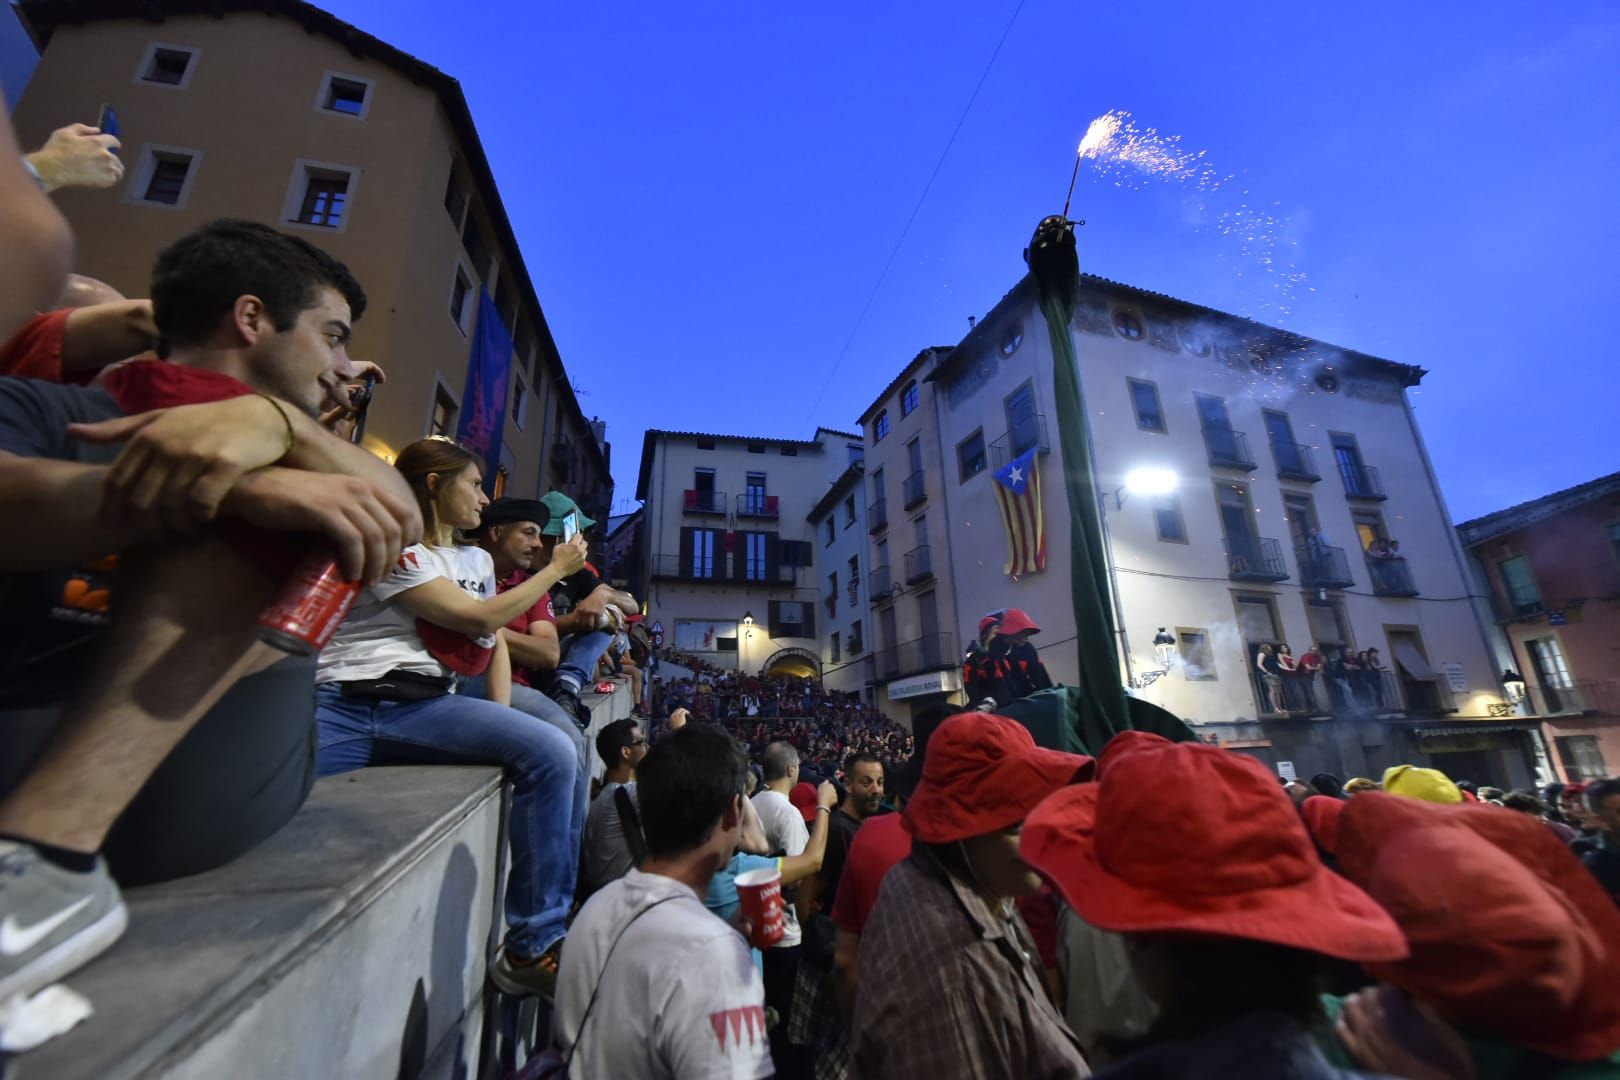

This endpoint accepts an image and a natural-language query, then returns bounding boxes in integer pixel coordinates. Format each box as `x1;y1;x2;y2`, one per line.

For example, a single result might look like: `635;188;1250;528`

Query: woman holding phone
313;437;587;1000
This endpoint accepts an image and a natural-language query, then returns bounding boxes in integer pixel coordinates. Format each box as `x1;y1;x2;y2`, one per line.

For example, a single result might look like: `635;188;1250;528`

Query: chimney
589;416;607;449
967;315;977;328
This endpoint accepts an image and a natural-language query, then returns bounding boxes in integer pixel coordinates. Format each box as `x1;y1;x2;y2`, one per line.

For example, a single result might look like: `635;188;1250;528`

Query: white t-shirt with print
750;789;809;948
554;868;772;1079
316;542;496;685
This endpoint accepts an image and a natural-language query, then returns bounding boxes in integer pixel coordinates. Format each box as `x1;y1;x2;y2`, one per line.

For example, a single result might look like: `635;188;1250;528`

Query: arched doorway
762;646;821;682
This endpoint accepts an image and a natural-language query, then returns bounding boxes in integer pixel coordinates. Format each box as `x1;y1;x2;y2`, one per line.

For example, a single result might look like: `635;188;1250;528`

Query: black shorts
0;656;317;886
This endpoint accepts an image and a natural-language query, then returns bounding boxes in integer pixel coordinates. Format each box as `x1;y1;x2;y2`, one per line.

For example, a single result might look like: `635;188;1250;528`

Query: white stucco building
635;427;864;680
853;271;1523;785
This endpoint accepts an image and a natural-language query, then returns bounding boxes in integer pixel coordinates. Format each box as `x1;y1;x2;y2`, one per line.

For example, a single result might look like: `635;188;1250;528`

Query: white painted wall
919;277;1503;726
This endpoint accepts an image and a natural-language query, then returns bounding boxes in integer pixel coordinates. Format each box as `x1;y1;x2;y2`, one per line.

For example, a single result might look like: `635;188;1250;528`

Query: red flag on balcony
991;446;1046;575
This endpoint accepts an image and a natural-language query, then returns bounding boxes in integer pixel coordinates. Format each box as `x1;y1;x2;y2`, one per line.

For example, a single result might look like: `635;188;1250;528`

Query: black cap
478;497;550;535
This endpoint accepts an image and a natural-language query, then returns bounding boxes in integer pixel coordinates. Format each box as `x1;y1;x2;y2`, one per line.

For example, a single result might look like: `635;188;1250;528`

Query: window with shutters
830;633;842;663
684;528;717;579
1128;378;1166;433
873;410;890;442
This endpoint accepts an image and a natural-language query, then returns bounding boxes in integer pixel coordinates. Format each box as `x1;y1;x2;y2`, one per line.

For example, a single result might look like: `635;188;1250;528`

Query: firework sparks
1073;109;1309;323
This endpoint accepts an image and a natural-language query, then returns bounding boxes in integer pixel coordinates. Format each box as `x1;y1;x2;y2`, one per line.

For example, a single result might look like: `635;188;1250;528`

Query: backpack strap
614;785;649;868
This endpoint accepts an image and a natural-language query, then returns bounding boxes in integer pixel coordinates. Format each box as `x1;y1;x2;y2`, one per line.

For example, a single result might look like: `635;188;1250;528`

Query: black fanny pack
339;668;455;702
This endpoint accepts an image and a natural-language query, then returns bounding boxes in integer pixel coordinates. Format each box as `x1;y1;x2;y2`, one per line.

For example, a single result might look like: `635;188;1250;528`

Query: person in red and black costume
962;608;1053;709
0;219;420;1005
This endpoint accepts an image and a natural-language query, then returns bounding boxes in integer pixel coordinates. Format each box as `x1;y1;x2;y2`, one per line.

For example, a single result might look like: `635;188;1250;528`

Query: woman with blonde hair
314;437;587;1000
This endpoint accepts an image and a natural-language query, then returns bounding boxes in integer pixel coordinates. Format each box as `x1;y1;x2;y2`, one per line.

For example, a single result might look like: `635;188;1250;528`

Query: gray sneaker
0;842;128;1003
489;939;562;1002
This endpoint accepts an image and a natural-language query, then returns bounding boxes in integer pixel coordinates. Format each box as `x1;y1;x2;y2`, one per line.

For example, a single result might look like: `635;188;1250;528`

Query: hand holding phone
96;105;121;152
561;511;580;543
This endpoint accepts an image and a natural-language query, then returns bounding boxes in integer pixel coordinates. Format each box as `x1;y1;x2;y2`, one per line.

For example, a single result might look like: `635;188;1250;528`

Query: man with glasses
578;718;651;900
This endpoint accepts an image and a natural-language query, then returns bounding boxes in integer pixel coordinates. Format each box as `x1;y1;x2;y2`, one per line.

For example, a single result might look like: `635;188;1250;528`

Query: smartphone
96;104;121;150
561;512;580;543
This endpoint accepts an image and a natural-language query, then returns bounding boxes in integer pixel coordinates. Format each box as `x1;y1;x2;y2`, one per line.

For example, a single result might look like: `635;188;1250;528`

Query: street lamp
1500;668;1525;702
1114;467;1179;509
742;611;755;627
1130;627;1179;689
1153;627;1177;669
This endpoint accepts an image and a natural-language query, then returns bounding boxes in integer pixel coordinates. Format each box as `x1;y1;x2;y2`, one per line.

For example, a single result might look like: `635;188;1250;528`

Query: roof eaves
1455;471;1620;545
806;461;866;523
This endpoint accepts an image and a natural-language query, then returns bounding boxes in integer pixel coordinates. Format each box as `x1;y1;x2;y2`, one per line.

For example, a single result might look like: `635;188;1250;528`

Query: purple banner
455;290;513;493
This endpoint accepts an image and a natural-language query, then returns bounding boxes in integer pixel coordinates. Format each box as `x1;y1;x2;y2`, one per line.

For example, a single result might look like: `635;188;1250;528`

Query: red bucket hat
1300;795;1346;854
1020;741;1407;963
1097;730;1172;777
903;712;1093;843
1337;793;1620;1061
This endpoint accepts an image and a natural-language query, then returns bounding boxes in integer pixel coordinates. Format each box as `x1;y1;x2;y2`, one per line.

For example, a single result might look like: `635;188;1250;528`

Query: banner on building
455;291;513;494
991;446;1046;575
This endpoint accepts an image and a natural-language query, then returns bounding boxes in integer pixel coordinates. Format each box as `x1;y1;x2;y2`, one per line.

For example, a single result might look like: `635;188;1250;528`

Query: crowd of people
0;104;1617;1080
552;710;1620;1079
649;660;911;778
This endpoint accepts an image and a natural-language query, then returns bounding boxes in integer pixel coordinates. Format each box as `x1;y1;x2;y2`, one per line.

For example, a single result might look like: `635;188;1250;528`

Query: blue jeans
557;630;612;691
462;676;590;861
313;685;580;957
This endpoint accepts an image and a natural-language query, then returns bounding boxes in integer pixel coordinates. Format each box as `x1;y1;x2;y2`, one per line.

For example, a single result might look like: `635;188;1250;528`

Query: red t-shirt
829;812;912;936
497;568;555;687
0;310;73;382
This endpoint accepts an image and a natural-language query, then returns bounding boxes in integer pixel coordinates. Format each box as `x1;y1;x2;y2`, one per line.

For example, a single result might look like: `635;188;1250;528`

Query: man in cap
1581;776;1620;901
530;490;637;724
962;608;1052;708
852;712;1094;1078
830;705;958;1021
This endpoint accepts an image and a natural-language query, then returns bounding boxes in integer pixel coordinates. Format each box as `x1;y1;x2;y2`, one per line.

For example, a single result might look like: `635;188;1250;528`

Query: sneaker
547;686;591;732
0;842;128;1003
490;939;563;1002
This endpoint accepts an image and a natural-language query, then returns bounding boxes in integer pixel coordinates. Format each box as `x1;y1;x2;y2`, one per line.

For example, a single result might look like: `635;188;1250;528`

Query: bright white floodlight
1122;467;1179;497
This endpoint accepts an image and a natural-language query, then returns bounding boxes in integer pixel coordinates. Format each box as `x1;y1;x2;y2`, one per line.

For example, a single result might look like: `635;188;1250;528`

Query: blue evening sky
35;1;1620;521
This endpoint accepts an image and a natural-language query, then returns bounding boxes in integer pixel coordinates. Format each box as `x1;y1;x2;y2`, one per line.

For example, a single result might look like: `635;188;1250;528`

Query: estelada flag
992;447;1045;575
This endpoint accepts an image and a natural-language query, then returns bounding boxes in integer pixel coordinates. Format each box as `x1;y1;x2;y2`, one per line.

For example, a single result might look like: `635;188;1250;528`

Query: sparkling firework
1073;109;1308;323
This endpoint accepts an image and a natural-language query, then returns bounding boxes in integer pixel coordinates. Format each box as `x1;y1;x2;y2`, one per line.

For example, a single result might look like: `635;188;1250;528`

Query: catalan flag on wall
992;447;1046;575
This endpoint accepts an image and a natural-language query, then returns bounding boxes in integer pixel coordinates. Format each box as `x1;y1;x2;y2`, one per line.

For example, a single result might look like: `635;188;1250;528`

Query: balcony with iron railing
1271;440;1321;482
736;493;779;519
682;489;728;515
1521;679;1620;717
1224;536;1288;582
1488;589;1546;623
1295;542;1354;590
902;470;927;510
867;498;888;534
989;414;1051;470
874;631;957;681
650;553;721;582
1396;673;1456;715
869;564;892;599
904;543;934;584
1366;555;1419;597
1203;426;1258;471
1340;463;1387;501
1248;665;1404;718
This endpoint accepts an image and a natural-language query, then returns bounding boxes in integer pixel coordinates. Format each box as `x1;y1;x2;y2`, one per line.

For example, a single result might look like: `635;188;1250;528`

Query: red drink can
258;549;361;655
734;866;786;949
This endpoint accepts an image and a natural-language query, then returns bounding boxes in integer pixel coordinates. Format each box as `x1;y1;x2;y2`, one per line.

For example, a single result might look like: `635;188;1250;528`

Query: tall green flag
1025;216;1132;735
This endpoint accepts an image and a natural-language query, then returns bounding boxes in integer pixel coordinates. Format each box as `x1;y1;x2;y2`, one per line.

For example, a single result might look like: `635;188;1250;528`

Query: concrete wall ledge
22;681;633;1079
23;764;507;1079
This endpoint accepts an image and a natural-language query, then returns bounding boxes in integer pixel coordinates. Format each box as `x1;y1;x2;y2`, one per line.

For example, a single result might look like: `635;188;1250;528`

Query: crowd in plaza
0;107;1617;1080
